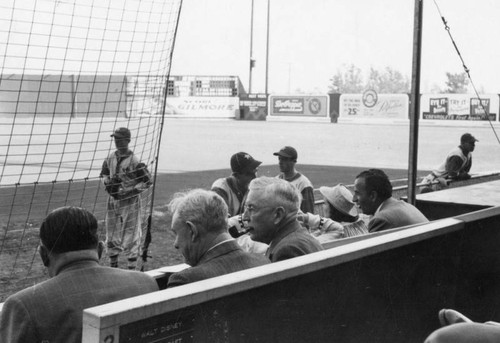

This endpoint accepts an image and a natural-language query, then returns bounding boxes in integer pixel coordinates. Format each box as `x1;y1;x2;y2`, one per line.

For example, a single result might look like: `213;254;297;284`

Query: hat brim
111;134;130;139
241;160;262;173
273;152;295;159
319;186;358;217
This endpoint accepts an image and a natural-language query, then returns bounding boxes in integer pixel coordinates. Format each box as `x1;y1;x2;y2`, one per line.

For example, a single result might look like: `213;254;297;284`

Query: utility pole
248;0;254;93
265;0;270;95
408;0;424;205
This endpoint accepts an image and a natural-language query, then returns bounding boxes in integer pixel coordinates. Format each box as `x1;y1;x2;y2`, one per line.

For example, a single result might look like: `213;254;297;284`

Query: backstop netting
0;0;182;301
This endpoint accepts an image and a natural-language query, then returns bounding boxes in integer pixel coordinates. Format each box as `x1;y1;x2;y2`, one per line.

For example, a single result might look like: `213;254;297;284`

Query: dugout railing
81;205;500;342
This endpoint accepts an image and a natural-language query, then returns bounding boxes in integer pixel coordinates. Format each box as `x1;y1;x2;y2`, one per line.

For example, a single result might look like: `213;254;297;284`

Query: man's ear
273;207;286;225
39;245;50;267
186;221;199;242
369;190;378;203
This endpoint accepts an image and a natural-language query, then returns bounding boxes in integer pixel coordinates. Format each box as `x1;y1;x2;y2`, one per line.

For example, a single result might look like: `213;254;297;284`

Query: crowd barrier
82;205;500;342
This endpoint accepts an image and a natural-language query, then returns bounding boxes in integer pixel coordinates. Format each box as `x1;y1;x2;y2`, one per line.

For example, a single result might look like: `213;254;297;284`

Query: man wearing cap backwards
274;146;315;214
353;169;428;232
211;152;262;217
100;127;152;269
422;133;478;186
243;176;323;262
298;184;369;242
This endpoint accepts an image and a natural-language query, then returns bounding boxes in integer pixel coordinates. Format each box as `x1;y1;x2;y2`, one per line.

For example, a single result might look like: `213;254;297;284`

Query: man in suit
353;169;429;232
243;176;324;262
167;189;269;287
0;206;159;343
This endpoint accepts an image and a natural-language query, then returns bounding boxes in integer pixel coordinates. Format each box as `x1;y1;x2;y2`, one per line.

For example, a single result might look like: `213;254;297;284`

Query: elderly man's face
243;189;276;244
171;212;197;266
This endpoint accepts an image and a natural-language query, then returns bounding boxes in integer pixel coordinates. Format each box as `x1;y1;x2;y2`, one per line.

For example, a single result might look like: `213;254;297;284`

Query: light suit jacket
368;197;429;232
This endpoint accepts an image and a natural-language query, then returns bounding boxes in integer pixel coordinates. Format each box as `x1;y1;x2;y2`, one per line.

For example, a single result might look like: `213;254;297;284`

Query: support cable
433;0;500;145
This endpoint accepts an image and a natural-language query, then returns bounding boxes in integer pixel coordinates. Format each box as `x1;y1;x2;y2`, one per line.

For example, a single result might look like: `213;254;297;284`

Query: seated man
167;189;269;287
422;133;478;186
425;308;500;343
243;176;324;262
0;206;159;343
299;184;369;242
353;169;429;232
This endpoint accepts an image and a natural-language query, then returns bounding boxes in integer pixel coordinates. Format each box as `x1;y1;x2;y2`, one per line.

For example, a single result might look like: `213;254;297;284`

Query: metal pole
265;0;270;95
408;0;424;205
248;0;254;93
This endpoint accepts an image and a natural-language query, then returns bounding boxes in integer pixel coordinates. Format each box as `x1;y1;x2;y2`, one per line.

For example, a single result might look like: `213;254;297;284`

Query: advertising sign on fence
421;94;498;122
338;92;409;121
239;93;267;120
267;95;329;122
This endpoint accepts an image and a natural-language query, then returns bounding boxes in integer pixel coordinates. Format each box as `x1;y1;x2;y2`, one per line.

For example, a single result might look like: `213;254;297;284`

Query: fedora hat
319;184;358;217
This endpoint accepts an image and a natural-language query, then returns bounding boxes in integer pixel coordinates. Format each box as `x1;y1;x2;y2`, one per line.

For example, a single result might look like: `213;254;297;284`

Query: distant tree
444;72;469;93
367;66;410;93
328;64;410;94
328;64;364;93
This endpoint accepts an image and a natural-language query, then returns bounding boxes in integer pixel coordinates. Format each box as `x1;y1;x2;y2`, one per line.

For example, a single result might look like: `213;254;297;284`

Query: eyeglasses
243;204;273;213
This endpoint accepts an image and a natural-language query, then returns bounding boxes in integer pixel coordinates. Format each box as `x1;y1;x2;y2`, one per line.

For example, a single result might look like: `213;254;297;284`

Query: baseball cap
461;133;478;144
230;152;262;174
111;127;131;140
319;184;358;217
273;146;298;160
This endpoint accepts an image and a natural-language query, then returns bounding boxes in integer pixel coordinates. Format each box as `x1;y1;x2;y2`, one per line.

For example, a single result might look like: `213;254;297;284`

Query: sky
170;0;500;94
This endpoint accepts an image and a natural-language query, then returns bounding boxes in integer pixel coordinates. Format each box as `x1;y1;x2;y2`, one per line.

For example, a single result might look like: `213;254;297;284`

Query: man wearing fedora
274;146;315;214
353;169;428;232
422;133;478;187
100;127;152;269
211;152;262;217
299;184;369;242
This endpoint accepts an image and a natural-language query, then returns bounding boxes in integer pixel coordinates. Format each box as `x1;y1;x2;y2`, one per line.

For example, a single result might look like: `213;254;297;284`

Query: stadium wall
0;74;127;118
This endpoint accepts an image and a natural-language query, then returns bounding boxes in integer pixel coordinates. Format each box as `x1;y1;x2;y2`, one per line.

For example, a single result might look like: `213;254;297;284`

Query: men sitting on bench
167;189;269;287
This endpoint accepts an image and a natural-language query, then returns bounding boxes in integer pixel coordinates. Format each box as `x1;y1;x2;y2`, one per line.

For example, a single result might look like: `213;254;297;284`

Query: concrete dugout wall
82;206;500;343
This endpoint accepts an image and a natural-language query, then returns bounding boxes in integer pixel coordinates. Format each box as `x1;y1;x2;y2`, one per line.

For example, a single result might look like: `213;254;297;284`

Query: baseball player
100;127;152;269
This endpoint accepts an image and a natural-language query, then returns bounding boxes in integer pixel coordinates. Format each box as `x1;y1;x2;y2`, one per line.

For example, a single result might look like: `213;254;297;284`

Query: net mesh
0;0;182;301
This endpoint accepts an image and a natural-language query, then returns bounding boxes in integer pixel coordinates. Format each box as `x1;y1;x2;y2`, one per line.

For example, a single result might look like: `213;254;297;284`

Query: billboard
421;94;498;121
239;93;267;120
268;95;329;120
339;91;409;120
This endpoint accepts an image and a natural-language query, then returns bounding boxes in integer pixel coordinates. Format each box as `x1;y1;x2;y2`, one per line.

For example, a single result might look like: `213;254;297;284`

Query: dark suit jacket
266;219;324;262
368;197;429;232
0;254;159;343
167;240;270;287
